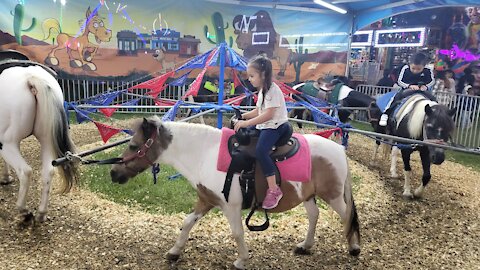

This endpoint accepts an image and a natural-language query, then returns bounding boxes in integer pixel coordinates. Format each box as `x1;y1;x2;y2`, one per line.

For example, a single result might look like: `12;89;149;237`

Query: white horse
110;117;360;269
0;65;78;223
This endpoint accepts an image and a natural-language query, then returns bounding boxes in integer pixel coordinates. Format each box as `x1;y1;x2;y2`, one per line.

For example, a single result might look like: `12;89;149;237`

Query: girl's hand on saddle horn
234;120;249;132
419;85;428;91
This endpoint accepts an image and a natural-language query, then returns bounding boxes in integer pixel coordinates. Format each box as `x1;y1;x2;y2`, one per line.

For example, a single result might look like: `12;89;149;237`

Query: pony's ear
142;117;149;128
86;6;91;18
448;108;456;117
141;118;152;137
425;104;433;115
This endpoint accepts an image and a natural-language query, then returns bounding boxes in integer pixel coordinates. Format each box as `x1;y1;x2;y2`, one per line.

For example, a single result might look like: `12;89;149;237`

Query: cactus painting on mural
204;12;233;47
293;36;308;83
10;4;37;46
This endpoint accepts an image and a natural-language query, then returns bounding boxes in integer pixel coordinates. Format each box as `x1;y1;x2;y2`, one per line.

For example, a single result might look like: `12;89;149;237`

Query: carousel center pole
217;42;227;128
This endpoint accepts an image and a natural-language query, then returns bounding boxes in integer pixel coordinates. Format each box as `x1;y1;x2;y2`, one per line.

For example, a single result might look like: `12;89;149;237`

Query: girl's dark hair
412;52;429;66
248;53;273;94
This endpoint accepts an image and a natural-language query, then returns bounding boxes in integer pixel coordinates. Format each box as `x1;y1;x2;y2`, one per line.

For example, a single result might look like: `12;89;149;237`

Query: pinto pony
387;94;455;198
42;7;112;71
0;65;78;223
110;117;360;269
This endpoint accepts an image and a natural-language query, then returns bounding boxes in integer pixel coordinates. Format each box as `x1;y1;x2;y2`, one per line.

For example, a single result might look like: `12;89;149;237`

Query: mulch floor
0;120;479;270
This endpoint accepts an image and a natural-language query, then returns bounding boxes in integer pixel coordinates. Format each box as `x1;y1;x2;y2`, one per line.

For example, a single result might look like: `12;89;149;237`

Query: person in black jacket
377;69;395;87
379;52;436;126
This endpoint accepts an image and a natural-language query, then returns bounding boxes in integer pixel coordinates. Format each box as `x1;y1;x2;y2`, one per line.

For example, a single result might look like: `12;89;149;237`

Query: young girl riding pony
233;54;290;210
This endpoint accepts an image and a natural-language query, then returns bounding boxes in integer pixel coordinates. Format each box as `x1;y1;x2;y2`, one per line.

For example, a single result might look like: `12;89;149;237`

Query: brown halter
121;130;158;174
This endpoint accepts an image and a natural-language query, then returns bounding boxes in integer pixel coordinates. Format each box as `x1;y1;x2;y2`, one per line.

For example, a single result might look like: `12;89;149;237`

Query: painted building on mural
116;30;200;57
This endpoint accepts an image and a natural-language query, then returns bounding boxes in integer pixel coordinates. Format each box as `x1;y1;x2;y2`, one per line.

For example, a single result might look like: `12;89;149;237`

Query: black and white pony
290;79;383;129
382;93;455;198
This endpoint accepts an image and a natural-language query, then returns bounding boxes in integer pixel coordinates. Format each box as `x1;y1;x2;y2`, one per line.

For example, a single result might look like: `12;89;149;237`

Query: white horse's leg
1;158;13;184
1;144;33;220
224;207;249;270
295;198;319;254
400;149;414;198
390;146;399;178
36;141;56;222
328;195;347;221
167;199;213;261
403;170;413;198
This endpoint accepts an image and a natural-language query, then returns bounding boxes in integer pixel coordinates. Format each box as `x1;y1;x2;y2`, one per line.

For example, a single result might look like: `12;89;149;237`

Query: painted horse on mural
42;6;112;71
380;92;455;198
110;117;360;269
0;55;78;224
233;10;291;76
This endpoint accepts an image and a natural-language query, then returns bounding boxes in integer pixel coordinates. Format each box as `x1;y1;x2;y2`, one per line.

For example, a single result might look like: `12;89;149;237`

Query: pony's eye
93;22;99;28
100;22;104;27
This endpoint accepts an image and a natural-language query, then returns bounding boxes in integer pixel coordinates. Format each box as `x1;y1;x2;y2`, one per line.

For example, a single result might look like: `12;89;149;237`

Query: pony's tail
27;74;78;193
42;18;61;41
343;166;361;256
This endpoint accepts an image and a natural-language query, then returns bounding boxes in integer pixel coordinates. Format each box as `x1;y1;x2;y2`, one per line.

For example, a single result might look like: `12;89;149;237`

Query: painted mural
0;0;351;82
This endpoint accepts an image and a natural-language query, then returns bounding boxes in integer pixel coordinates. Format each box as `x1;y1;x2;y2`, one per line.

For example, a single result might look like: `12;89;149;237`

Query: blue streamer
169;71;191;86
176;48;215;71
121;98;141;111
162;100;184;122
86;91;124;107
72;105;93;124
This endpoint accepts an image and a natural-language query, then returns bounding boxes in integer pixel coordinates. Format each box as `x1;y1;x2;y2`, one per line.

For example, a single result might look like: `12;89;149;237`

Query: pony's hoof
391;172;399;178
35;213;47;223
45;57;59;66
232;259;246;270
166;252;180;262
349;244;361;256
402;191;413;199
294;246;312;255
16;211;34;228
413;188;424;198
0;176;14;185
70;60;82;68
82;63;97;71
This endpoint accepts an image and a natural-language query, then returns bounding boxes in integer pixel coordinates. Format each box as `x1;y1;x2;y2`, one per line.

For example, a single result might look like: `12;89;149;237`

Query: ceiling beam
332;0;370;3
205;0;335;14
361;0;426;12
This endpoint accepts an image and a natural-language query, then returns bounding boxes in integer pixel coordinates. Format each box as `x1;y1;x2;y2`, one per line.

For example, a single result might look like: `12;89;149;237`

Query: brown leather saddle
0;49;57;77
222;121;299;231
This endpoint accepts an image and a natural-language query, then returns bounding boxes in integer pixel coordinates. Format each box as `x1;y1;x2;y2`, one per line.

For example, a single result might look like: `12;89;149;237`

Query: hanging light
313;0;347;14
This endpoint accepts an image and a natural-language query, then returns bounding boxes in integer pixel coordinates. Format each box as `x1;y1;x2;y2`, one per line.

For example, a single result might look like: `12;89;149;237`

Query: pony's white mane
407;99;437;139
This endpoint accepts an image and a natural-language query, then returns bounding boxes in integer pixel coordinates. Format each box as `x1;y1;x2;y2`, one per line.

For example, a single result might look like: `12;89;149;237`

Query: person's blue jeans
253;122;291;177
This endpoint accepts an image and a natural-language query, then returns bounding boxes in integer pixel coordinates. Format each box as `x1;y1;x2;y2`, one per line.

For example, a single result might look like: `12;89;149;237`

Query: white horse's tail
344;166;361;256
27;75;78;193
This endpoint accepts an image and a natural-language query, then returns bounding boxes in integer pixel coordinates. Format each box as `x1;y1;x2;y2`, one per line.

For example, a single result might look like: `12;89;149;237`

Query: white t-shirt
255;82;289;129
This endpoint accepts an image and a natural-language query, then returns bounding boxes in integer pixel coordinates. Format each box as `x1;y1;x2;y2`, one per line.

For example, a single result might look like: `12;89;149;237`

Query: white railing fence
59;79;480;149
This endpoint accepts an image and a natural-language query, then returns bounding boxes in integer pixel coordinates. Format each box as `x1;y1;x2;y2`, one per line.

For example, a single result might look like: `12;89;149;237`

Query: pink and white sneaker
262;186;283;209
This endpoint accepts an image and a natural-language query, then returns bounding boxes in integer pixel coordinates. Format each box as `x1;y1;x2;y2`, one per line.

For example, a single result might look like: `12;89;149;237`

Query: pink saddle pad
217;128;311;182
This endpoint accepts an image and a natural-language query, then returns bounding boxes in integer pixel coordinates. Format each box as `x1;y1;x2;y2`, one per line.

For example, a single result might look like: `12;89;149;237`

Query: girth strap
0;59;57;78
222;151;255;202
